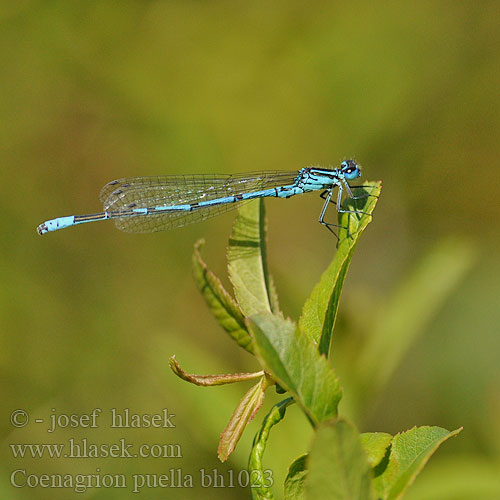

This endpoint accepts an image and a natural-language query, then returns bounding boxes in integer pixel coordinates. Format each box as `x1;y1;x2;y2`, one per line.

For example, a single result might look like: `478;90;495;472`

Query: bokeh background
1;1;499;499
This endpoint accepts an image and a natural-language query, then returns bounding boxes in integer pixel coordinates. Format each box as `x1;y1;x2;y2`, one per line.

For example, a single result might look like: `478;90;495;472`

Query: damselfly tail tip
37;223;48;235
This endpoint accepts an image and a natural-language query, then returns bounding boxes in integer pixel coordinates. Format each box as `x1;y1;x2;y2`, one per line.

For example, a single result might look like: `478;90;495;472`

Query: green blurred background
1;1;499;499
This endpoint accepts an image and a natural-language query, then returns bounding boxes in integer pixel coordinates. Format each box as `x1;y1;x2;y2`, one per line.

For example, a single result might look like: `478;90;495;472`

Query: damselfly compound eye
342;160;361;180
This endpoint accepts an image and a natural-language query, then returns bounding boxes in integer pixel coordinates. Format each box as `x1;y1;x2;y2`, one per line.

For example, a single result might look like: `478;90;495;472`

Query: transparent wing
99;171;299;233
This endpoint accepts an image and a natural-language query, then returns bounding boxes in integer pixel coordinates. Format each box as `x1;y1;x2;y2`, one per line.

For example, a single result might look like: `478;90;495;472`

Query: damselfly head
340;160;361;180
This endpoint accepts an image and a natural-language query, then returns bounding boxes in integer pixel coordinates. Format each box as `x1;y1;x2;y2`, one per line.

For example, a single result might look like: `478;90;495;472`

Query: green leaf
373;426;462;500
284;454;307;500
228;199;282;317
305;419;375;500
249;398;295;500
356;238;475;397
247;312;342;425
299;182;382;356
192;240;254;354
360;432;393;469
294;431;393;480
286;441;392;500
169;355;264;386
218;375;272;462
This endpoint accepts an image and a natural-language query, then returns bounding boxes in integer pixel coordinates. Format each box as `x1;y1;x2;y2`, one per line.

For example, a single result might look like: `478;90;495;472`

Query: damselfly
36;160;373;236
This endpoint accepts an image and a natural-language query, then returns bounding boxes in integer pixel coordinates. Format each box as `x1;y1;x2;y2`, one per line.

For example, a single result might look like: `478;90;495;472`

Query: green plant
169;182;463;500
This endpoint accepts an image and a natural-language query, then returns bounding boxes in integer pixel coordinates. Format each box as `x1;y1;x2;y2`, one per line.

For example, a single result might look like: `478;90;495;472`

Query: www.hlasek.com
10;468;274;493
10;438;182;459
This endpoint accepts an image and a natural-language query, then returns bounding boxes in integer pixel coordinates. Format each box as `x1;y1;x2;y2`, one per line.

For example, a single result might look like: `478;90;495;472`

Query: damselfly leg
318;184;377;239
